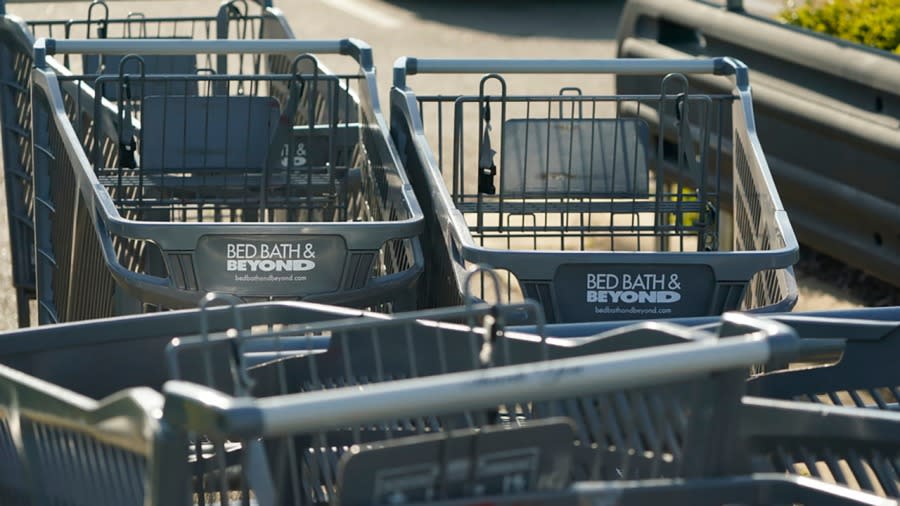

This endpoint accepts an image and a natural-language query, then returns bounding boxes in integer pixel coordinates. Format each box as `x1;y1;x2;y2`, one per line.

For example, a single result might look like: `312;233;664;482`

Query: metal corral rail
615;0;900;287
390;57;798;324
29;38;424;324
0;304;897;504
0;0;292;327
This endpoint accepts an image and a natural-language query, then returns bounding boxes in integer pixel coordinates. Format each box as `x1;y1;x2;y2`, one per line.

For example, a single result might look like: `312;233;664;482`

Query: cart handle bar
163;312;797;439
34;37;373;70
393;56;748;88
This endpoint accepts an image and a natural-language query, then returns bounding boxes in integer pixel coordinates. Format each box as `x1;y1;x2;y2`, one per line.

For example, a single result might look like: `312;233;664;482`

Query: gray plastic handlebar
393;56;734;88
34;38;374;69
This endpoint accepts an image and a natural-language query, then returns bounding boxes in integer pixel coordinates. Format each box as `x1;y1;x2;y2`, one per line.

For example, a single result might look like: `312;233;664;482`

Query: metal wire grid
49;61;414;224
546;313;900;499
0;353;158;506
415;79;726;256
411;78;727;305
25;0;269;74
45;66;358;223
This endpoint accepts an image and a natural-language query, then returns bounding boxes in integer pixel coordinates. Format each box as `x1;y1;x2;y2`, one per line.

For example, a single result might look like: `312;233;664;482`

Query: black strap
478;99;497;195
264;74;305;172
259;74;305;219
118;77;137;170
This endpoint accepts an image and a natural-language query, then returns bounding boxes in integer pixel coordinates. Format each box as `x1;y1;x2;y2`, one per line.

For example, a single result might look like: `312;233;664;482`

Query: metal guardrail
615;0;900;287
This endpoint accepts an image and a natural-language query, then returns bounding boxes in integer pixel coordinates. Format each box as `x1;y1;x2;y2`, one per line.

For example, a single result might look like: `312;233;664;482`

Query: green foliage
780;0;900;54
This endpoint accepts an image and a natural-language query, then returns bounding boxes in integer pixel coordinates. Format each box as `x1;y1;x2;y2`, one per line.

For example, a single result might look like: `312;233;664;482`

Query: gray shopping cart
390;57;798;323
0;0;291;327
30;38;423;324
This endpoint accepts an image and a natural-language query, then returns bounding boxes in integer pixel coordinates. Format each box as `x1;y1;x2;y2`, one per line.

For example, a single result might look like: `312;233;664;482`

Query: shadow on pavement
384;0;626;40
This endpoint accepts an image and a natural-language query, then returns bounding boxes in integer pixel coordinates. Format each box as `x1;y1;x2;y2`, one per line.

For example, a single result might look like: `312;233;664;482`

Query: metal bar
394;57;724;87
39;38;345;56
253;332;779;436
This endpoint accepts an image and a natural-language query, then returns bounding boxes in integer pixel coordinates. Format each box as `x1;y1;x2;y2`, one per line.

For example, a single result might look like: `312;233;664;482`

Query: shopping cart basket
30;38;423;324
390;57;798;323
0;0;292;327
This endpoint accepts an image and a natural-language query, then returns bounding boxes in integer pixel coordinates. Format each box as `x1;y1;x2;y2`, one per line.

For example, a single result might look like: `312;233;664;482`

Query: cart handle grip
161;312;797;439
33;37;374;70
393;57;745;88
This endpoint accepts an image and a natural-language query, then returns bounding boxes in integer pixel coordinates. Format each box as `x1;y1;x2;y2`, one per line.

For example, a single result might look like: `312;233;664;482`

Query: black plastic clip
478;99;496;195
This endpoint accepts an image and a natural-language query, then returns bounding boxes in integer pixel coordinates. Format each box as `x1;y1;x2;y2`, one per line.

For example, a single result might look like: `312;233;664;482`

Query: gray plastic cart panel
279;124;360;170
501;118;650;197
553;263;716;321
140;95;280;171
194;235;348;296
84;52;198;98
336;419;575;506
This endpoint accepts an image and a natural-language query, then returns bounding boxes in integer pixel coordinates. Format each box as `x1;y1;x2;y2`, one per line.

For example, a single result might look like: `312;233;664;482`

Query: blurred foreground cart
1;305;899;504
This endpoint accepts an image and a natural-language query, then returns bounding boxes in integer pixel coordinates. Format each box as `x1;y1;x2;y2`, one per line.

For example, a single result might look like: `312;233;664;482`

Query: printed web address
234;274;308;282
594;306;673;315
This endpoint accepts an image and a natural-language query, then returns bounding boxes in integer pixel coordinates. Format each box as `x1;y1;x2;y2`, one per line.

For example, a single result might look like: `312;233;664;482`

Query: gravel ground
794;247;899;309
0;0;888;330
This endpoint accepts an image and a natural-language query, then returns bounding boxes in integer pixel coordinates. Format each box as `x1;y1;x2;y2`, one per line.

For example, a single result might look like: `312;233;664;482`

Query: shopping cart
30;38;424;324
1;308;896;505
390;57;798;323
0;0;293;327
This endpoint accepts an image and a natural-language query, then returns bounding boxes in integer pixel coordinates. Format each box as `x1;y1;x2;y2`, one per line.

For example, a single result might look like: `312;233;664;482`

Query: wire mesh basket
29;38;423;324
390;57;799;323
0;0;289;327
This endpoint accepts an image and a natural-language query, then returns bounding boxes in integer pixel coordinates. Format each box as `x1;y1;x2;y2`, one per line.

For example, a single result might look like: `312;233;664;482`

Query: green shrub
780;0;900;54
